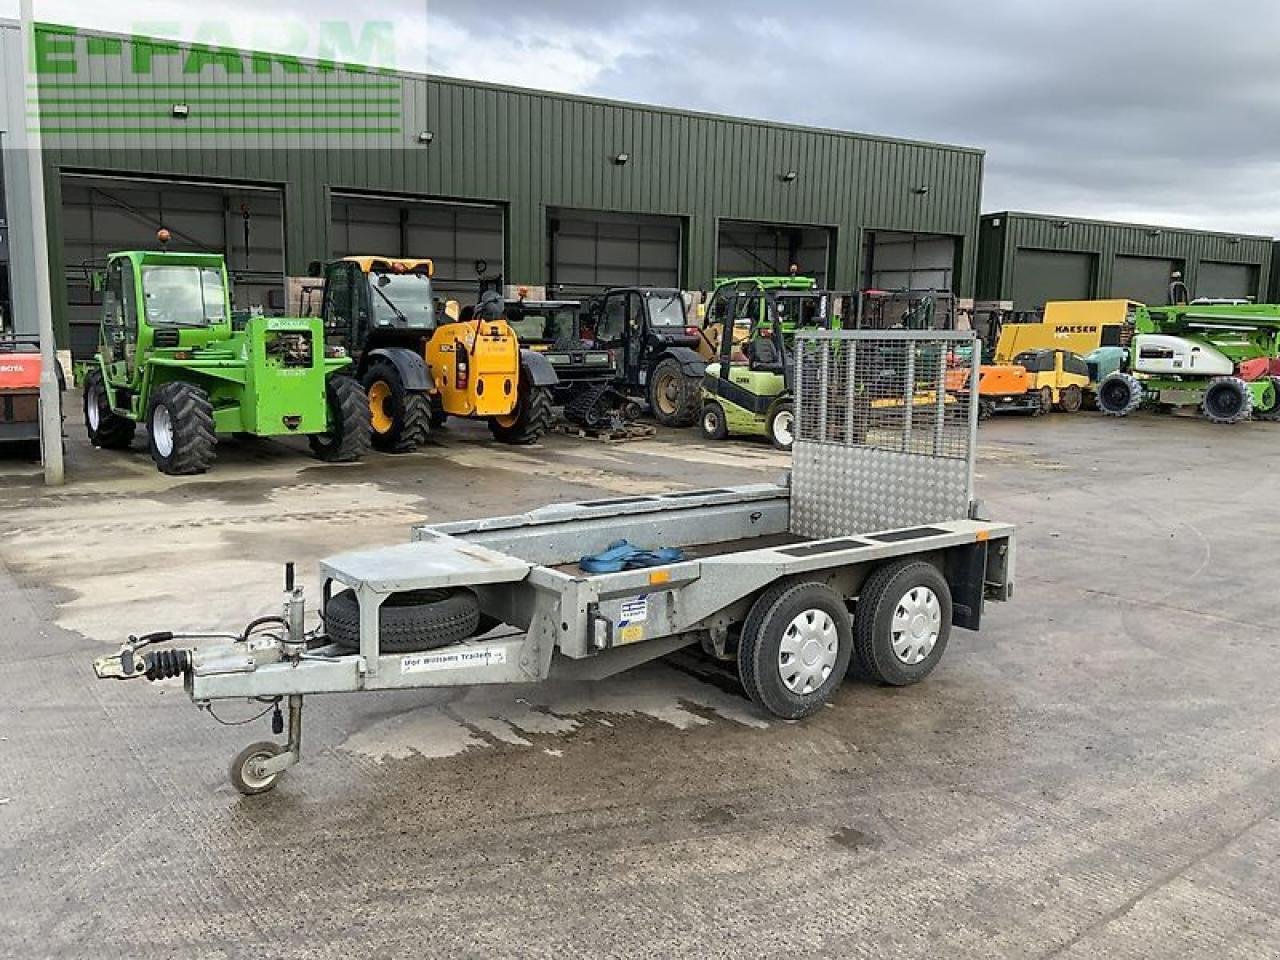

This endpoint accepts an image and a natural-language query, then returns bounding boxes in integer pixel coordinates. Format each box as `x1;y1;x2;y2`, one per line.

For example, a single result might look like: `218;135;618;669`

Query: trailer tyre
363;362;431;453
700;401;729;440
1252;376;1280;422
310;375;372;462
1097;372;1142;417
853;560;952;687
147;381;216;475
324;587;481;653
738;581;853;720
230;741;285;796
648;357;700;427
83;369;135;449
1203;376;1252;425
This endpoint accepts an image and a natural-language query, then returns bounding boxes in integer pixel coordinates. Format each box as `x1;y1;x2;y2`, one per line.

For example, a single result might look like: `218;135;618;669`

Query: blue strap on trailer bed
579;539;685;573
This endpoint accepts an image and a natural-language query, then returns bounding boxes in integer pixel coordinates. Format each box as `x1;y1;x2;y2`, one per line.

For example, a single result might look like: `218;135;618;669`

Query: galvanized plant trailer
94;331;1015;795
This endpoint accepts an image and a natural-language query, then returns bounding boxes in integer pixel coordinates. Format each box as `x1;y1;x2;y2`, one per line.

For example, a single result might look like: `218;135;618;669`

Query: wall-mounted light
1054;220;1070;229
912;185;930;195
171;103;190;119
1148;229;1162;237
1229;236;1242;244
613;152;630;165
417;131;434;145
779;170;798;183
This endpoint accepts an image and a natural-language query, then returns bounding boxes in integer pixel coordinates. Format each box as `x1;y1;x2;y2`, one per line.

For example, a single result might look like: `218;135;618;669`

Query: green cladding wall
22;24;984;342
978;212;1273;306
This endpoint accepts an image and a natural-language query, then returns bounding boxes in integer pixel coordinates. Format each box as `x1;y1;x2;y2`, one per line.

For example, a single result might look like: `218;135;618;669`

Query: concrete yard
1;402;1278;959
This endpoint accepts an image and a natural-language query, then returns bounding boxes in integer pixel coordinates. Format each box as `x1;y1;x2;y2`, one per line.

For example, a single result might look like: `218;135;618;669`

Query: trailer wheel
1203;376;1252;425
766;400;796;451
230;741;285;796
83;368;135;449
738;581;853;720
1057;384;1083;413
1253;376;1280;422
147;381;216;475
324;587;481;653
700;401;729;440
1097;372;1142;417
310;375;372;462
853;560;952;686
363;361;431;453
648;357;700;427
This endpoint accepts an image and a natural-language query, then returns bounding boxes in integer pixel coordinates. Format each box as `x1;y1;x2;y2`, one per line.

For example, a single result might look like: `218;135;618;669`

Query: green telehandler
84;246;371;474
1096;301;1280;424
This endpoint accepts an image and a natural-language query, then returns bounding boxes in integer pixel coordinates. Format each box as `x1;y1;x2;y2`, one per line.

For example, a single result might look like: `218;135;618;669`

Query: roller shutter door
330;194;504;300
717;221;831;286
1112;255;1179;305
864;232;956;292
61;174;284;360
1012;250;1095;310
548;210;681;291
1197;261;1257;300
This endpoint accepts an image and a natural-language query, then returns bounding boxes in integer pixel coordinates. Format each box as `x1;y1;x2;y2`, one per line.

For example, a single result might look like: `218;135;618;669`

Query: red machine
0;336;58;449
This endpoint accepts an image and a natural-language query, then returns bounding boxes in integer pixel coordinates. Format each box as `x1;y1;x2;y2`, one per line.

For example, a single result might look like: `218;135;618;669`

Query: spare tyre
324;587;481;653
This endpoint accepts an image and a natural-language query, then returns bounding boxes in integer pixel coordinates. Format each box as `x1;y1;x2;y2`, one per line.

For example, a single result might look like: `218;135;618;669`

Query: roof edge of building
982;210;1272;243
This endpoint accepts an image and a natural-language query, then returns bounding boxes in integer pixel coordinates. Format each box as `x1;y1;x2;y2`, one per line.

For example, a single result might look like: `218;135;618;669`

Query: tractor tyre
83;368;135;450
1202;376;1252;425
699;400;729;441
647;357;700;427
324;587;481;653
1097;372;1142;418
1057;384;1083;413
488;383;553;444
766;400;796;452
1253;376;1280;422
310;375;372;462
362;362;431;453
146;381;216;475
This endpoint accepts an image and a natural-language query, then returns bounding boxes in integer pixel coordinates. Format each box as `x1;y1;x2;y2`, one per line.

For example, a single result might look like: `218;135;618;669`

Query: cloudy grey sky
6;0;1279;235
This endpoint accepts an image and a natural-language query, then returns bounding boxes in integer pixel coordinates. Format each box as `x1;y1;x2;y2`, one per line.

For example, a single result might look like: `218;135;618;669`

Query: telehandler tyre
310;375;372;462
1202;376;1252;425
83;368;135;450
324;587;481;653
648;357;700;427
362;361;431;453
489;383;553;444
1097;372;1142;417
147;381;216;475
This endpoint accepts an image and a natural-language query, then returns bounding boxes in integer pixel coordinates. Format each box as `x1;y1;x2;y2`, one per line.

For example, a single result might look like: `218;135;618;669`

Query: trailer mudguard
661;345;706;376
519;348;560;387
365;346;431;391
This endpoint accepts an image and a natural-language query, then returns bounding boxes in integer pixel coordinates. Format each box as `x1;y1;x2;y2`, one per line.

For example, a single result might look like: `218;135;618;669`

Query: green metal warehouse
0;22;986;355
977;211;1273;310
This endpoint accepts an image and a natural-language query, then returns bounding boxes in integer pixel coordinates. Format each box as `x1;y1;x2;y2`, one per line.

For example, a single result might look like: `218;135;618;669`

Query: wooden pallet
553;420;658;443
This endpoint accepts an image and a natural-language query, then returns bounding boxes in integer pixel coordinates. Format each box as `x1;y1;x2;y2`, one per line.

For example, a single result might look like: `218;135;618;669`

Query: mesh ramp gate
790;330;980;538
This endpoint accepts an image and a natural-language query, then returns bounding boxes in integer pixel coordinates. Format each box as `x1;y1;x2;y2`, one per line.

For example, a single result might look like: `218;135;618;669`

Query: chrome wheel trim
891;586;942;665
778;608;838;695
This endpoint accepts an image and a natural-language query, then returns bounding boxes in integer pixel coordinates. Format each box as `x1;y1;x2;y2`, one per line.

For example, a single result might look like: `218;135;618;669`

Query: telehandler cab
314;257;559;450
84;246;369;475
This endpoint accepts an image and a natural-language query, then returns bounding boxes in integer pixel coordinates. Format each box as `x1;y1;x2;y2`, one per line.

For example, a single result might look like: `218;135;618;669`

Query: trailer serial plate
401;648;508;674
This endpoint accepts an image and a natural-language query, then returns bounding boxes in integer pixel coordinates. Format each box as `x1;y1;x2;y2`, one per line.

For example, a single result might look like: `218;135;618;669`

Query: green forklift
84;243;370;475
699;286;836;451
